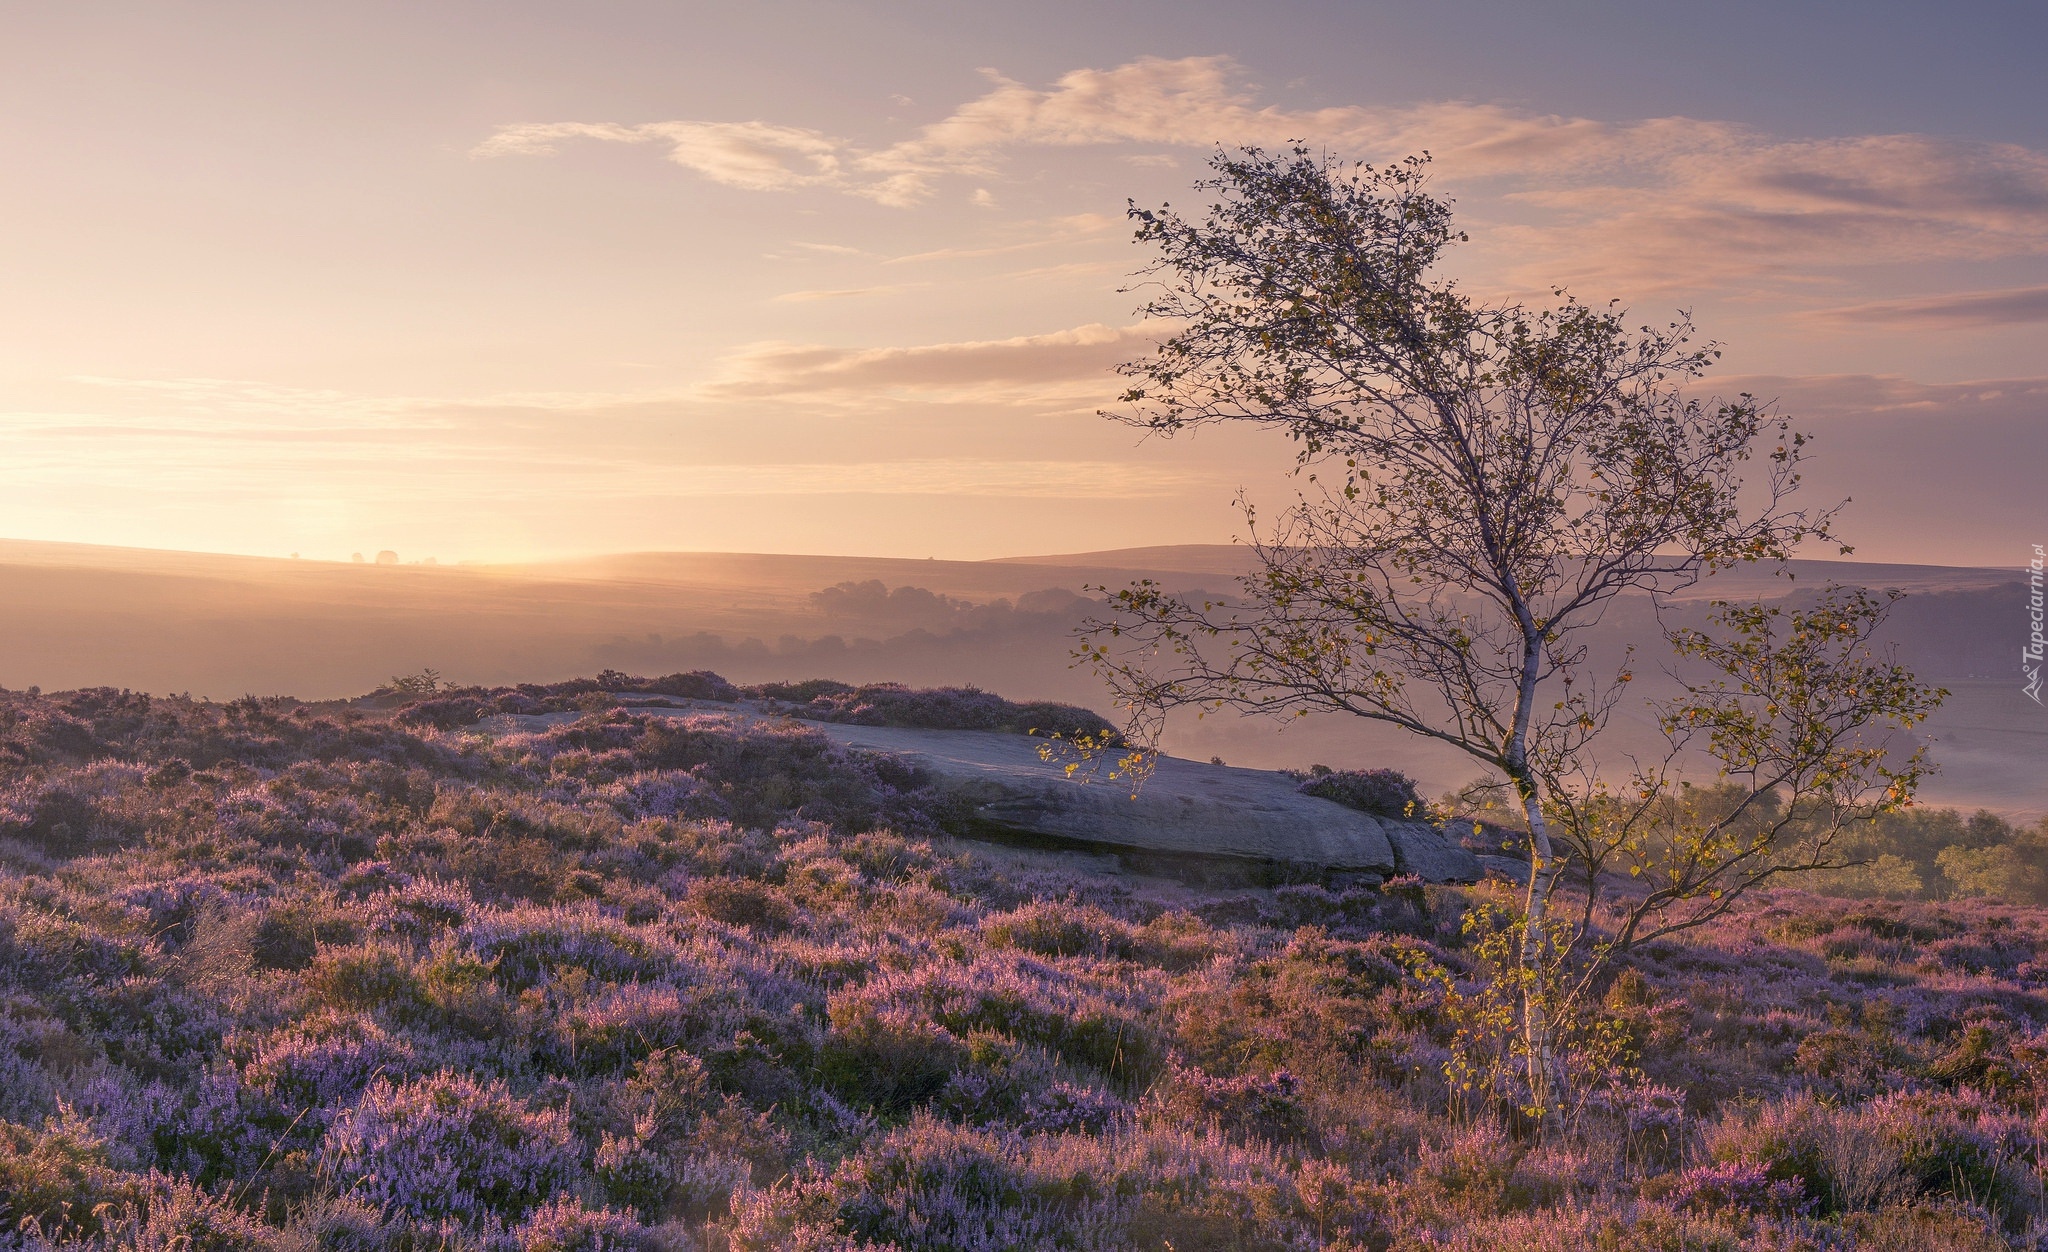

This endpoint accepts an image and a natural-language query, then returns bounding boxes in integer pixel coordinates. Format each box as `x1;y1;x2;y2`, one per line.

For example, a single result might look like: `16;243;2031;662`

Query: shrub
561;983;739;1074
1145;1065;1315;1148
1836;1202;2012;1252
252;900;359;970
457;905;679;991
1864;1089;2042;1231
633;670;741;702
729;1117;1127;1251
750;679;854;704
91;1169;278;1252
510;1195;646;1252
393;696;489;730
979;901;1137;960
0;764;146;857
280;1194;391;1252
319;1071;579;1224
1289;766;1424;819
733;1119;1358;1251
238;1010;419;1124
0;1112;139;1241
1406;1122;1580;1221
304;943;422;1013
834;956;1165;1091
687;878;797;933
766;682;1116;739
818;1001;967;1114
1668;1158;1810;1216
593;1132;670;1219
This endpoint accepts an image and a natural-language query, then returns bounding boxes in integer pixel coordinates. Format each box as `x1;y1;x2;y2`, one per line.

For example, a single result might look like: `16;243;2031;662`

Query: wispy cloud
476;55;2048;291
2;414;1199;500
770;283;927;303
473;120;849;193
698;322;1155;408
20;340;1195;509
1703;371;2048;418
1805;285;2048;329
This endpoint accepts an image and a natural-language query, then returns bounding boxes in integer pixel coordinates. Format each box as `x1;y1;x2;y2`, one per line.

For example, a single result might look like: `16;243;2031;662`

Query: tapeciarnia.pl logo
2027;544;2045;705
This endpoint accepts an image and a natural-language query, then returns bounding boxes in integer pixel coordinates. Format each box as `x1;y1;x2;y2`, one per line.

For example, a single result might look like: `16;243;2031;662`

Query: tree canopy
1083;146;1946;1122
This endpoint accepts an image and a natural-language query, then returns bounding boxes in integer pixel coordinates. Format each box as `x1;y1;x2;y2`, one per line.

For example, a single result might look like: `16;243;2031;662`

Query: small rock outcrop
803;722;1481;884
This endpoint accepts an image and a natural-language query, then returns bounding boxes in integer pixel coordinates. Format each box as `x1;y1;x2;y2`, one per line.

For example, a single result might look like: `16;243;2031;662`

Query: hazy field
0;539;2037;816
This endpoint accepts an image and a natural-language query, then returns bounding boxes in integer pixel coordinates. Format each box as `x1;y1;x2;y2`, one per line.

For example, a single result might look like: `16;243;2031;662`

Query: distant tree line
1811;804;2048;904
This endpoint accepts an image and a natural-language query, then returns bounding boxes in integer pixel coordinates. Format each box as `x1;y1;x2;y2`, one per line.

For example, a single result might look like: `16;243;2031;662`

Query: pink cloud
476;56;2048;292
699;322;1155;408
1805;285;2048;329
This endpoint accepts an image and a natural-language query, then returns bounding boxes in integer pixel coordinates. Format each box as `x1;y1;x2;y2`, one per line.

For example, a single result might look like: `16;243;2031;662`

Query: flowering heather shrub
0;763;151;857
358;877;472;939
387;671;738;730
558;982;734;1075
0;1002;66;1124
456;904;681;990
534;711;944;834
731;1117;1374;1251
629;670;741;703
1404;1121;1591;1222
1012;1081;1131;1136
685;878;797;932
278;1194;389;1252
304;942;422;1014
111;875;235;938
0;1112;140;1240
320;1071;578;1224
1669;1158;1811;1215
1145;1064;1315;1148
0;682;2040;1251
592;1132;667;1220
979;900;1138;959
87;1168;276;1252
393;696;492;730
764;680;1116;740
1865;1090;2043;1230
668;1149;753;1226
731;1117;1128;1251
236;1010;419;1124
818;1000;969;1114
140;1067;271;1185
508;1195;646;1252
926;1035;1126;1135
589;770;709;822
1288;764;1424;818
1706;1084;2046;1229
829;954;1165;1091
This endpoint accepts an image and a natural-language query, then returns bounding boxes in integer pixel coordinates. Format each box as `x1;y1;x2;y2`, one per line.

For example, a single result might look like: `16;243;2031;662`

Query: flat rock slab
797;721;1479;882
496;701;1480;883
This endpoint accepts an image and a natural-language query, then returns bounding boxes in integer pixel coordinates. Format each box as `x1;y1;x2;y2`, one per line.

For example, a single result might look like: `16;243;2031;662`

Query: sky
1;1;2043;567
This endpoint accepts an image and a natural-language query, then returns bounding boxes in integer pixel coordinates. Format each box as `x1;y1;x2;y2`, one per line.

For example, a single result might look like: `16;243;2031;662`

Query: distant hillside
0;538;2037;816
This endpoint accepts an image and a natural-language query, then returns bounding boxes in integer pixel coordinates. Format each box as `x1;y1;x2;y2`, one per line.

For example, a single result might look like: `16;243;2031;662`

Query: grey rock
1381;819;1484;883
1441;817;1485;849
1476;854;1533;884
581;704;1483;883
803;722;1487;882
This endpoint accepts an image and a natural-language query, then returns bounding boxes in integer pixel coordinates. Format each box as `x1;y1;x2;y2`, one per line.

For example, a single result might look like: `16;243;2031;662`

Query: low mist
0;538;2035;817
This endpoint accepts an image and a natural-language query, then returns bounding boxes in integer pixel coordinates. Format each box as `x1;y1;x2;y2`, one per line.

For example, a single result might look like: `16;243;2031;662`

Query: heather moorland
9;5;2047;1251
0;677;2043;1251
